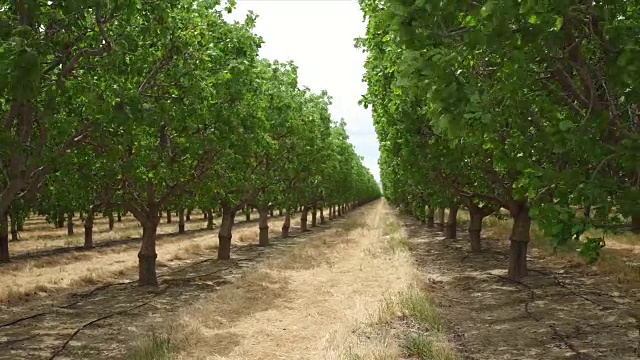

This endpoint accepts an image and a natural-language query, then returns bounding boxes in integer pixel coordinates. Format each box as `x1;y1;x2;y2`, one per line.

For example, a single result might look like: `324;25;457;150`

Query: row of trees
358;0;639;279
0;0;380;286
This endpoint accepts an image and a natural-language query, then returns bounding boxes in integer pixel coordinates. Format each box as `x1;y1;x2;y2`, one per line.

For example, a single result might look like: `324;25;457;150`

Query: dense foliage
358;0;640;278
0;0;380;285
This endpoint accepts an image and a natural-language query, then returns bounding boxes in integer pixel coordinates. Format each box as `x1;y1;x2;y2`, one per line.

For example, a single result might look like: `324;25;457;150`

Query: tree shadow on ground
402;217;639;360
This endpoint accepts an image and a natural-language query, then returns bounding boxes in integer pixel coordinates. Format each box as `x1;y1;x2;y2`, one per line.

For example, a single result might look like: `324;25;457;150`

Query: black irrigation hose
47;285;172;360
404;218;608;359
495;275;592;359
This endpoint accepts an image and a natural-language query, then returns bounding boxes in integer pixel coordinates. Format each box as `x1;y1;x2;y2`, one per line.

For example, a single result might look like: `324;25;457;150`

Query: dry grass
0;220;285;306
455;209;640;285
130;202;433;360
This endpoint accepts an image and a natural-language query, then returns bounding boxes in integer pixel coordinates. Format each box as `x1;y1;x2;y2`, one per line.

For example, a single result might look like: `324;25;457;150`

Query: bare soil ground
0;205;393;360
400;216;640;360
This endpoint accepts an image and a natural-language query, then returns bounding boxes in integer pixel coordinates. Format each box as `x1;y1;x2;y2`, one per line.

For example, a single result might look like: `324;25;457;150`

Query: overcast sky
226;0;380;181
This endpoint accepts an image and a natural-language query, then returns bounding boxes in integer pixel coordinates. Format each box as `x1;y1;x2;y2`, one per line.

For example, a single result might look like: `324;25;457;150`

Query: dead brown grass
455;209;640;286
133;202;455;360
0;219;285;306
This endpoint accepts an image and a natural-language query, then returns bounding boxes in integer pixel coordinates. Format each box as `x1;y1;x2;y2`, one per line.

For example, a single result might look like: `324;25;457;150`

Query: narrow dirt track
174;200;416;360
0;209;362;360
400;217;640;360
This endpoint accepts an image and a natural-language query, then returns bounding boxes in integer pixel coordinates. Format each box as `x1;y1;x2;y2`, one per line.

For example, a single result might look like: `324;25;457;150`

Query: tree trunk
337;205;342;217
632;213;640;233
269;208;274;217
435;208;445;231
258;207;269;246
67;212;74;235
282;210;291;238
203;211;208;220
56;214;65;228
300;206;310;232
84;208;95;249
245;206;251;222
311;206;317;227
468;207;483;253
117;212;122;222
444;205;459;239
138;222;159;286
166;210;172;224
108;212;115;230
10;213;18;242
17;217;24;232
217;207;236;260
0;212;9;262
178;209;185;234
206;209;214;230
320;207;326;224
186;209;191;221
426;207;435;228
278;208;282;216
507;208;531;279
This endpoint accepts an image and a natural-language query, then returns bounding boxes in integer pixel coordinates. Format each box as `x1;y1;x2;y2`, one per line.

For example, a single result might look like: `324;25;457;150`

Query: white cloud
226;0;380;181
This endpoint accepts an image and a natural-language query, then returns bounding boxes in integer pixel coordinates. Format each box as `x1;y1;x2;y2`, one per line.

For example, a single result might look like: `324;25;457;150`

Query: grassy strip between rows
129;213;458;360
341;218;458;360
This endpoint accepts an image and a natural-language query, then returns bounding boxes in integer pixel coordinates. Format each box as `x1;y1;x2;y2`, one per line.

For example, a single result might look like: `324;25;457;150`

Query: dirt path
170;200;416;360
0;208;370;360
401;217;640;360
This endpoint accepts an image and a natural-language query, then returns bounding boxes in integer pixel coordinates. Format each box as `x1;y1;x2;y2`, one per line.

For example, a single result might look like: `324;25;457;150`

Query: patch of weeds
403;333;457;360
398;288;443;331
128;331;175;360
343;218;367;231
382;220;401;236
386;233;408;254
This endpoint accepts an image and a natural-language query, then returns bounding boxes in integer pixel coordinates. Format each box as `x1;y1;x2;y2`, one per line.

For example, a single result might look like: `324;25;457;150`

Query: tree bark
84;208;95;249
337;205;342;217
178;209;185;234
435;208;445;231
426;207;435;228
108;212;115;230
0;212;9;262
245;206;251;222
300;206;310;232
320;207;326;224
468;206;483;253
217;207;236;260
10;213;18;242
138;222;159;286
166;210;172;224
67;212;74;236
269;208;274;217
117;212;122;222
206;208;214;230
311;206;317;227
56;214;65;228
631;213;640;233
444;205;459;239
507;207;531;279
186;209;191;221
258;207;269;246
282;210;291;238
278;208;282;216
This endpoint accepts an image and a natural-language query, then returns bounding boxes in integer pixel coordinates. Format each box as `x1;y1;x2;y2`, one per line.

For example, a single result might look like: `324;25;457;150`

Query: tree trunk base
444;224;457;240
178;223;185;234
0;234;9;263
259;227;269;246
469;230;482;252
507;240;528;279
218;235;231;260
426;217;434;228
282;226;290;238
138;252;158;286
84;226;93;249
